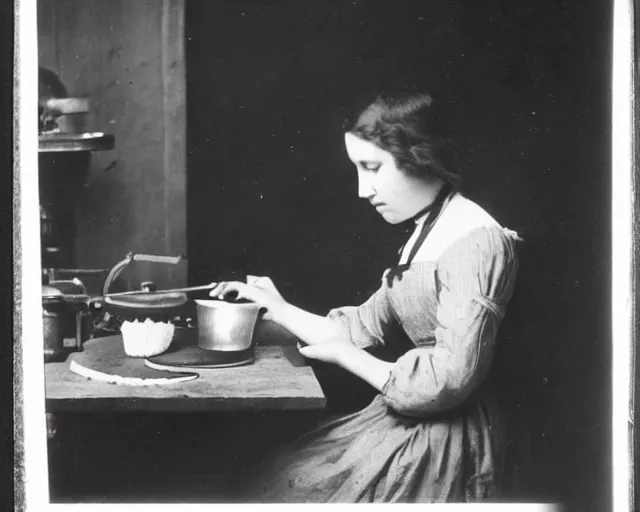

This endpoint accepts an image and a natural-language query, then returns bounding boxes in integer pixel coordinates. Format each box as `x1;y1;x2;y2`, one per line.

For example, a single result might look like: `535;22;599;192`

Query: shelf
39;133;115;153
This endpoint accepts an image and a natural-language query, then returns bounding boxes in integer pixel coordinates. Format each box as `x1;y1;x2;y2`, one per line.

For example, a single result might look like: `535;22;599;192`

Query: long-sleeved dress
251;193;521;503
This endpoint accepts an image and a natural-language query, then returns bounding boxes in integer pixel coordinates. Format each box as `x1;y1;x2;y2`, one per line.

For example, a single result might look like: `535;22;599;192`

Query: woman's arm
210;277;346;345
270;302;345;346
210;275;395;388
298;340;394;392
381;228;520;417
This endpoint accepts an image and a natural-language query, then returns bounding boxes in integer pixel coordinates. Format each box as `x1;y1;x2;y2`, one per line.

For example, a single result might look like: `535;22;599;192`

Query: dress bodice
328;224;520;417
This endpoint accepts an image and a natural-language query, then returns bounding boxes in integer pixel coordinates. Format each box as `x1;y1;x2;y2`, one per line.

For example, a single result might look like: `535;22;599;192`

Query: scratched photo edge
14;1;635;511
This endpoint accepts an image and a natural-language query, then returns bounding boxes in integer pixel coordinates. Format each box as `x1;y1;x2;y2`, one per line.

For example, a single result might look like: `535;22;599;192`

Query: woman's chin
378;210;404;225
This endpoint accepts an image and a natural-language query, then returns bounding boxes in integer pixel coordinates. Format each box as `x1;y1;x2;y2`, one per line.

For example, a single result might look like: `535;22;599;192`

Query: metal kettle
42;285;68;363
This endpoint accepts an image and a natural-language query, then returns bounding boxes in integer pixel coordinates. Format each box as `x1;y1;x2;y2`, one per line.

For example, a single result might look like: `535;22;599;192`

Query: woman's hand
211;276;347;347
209;275;286;321
297;338;356;366
299;338;394;392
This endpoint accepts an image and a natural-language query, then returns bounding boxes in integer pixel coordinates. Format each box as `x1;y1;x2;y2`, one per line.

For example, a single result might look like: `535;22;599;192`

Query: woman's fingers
208;281;245;300
208;283;225;297
297;343;332;364
247;275;282;298
248;275;272;290
208;278;285;317
297;338;353;366
246;275;261;285
298;345;311;357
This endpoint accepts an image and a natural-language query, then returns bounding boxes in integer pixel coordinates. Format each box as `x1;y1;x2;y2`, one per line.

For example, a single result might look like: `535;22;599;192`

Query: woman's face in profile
344;132;437;225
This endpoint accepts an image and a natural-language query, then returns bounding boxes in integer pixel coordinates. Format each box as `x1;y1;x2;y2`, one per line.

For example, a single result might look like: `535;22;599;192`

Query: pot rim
194;299;260;310
105;292;187;310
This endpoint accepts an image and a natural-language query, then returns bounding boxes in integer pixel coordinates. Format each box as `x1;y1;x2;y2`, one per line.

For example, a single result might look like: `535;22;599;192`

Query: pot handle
101;253;184;296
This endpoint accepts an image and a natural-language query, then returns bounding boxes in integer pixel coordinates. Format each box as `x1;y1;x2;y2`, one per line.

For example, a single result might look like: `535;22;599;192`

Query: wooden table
46;345;326;413
44;323;328;501
45;321;327;413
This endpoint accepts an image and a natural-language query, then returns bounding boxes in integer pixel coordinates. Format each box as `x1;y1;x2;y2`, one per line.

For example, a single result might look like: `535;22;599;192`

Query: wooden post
162;0;187;288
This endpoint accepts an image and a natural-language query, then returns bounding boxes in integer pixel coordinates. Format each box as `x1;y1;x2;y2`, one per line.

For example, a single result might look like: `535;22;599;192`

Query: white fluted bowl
121;318;176;357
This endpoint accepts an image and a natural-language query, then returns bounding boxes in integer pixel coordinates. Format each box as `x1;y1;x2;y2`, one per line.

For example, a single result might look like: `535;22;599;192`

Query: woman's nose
357;172;376;199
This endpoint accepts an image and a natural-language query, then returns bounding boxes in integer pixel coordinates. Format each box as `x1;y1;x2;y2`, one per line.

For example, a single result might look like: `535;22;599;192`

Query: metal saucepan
194;300;261;352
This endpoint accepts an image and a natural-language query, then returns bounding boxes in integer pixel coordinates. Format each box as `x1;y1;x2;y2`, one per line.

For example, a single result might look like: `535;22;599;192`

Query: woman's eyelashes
359;161;381;172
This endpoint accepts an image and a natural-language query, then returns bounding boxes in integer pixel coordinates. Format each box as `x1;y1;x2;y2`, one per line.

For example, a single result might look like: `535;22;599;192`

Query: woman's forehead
344;133;390;161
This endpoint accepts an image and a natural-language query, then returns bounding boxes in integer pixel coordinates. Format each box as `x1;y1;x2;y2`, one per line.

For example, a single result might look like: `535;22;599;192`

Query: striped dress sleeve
381;227;520;417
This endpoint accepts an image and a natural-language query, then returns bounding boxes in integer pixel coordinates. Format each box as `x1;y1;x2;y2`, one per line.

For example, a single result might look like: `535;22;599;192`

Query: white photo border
15;0;634;510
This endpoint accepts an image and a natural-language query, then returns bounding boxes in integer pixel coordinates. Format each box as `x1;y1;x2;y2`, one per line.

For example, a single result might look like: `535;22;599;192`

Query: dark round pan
104;292;189;322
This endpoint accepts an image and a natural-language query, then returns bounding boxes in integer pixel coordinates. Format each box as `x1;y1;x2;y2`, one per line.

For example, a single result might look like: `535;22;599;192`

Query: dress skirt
243;222;520;503
248;389;507;503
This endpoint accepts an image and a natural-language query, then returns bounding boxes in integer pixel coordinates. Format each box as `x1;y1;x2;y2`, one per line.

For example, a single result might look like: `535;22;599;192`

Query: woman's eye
360;162;381;172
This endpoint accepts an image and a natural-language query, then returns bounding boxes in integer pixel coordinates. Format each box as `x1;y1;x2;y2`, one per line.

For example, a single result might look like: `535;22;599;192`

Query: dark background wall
38;0;187;290
186;0;611;509
36;0;613;509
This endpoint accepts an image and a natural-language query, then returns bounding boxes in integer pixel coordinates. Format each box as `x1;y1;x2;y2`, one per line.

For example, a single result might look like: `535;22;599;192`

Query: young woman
210;90;521;503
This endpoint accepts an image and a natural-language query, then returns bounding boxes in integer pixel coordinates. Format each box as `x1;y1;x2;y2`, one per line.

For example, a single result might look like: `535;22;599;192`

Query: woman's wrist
268;299;292;325
333;344;394;392
267;302;345;346
333;342;360;368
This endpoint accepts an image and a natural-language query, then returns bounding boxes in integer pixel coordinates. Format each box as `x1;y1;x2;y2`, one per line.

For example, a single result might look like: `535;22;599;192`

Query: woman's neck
408;180;448;224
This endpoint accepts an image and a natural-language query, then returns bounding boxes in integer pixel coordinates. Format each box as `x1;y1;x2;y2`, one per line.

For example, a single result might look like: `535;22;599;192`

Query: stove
38;66;115;271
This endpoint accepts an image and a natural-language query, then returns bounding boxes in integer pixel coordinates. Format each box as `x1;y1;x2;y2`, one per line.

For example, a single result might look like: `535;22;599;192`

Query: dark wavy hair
343;90;461;188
